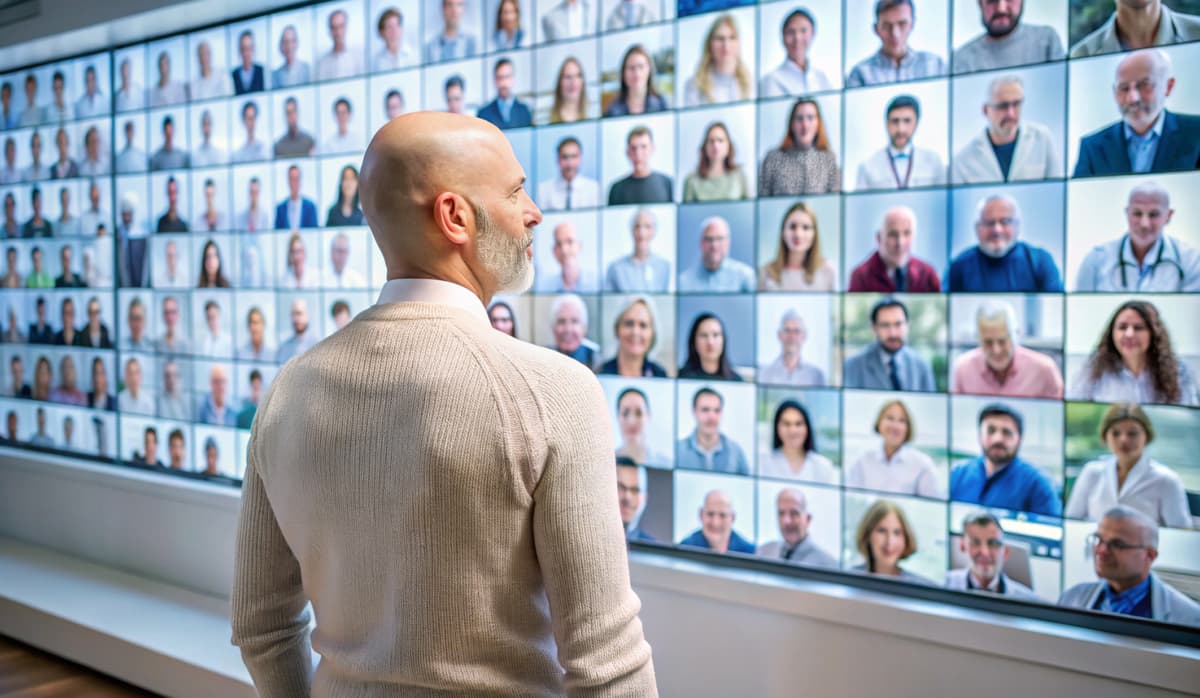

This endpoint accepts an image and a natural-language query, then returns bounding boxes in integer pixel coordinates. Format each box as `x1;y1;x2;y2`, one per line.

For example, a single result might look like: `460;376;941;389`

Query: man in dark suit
844;297;936;392
274;164;317;230
27;296;54;344
1074;48;1200;177
232;30;266;95
476;58;532;130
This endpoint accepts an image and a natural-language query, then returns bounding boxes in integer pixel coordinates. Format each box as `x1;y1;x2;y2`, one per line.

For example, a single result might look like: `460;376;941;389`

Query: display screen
1;0;1198;631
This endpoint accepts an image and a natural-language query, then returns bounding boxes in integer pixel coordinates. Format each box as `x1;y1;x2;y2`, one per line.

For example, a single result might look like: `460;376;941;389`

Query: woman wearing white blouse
282;232;314;289
846;400;941;498
758;400;837;483
682;13;754;107
1065;403;1192;529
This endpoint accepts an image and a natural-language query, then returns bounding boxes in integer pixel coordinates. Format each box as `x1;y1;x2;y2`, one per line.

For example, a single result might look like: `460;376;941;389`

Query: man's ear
433;191;472;246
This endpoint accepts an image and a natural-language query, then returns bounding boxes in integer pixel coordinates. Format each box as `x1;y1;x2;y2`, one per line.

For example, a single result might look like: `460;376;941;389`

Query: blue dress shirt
679;528;755;554
1095;575;1153;619
1124;112;1165;174
949;455;1061;516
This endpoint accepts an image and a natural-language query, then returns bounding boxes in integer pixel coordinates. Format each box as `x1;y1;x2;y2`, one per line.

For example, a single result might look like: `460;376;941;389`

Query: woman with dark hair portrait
326;165;364;226
1067;300;1198;406
851;499;935;584
613;387;670;468
494;0;524;50
1065;403;1191;528
759;399;836;483
487;300;517;337
32;355;52;401
603;44;668;117
759;97;840;196
682;13;753;107
759;201;836;291
88;356;115;410
846;400;940;498
678;312;742;380
549;56;588;123
197;239;231;288
682;122;748;202
598;297;667;377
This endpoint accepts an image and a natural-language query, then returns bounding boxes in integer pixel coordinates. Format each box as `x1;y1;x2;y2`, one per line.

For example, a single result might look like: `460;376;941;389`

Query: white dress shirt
115;86;145;112
316;49;366;81
321;130;363;155
846;444;942;498
232;139;270;163
374;46;413;72
199;329;234;358
536;175;600;211
376;277;489;326
757;449;838;484
760;59;835;97
190;73;232;101
1065;454;1192;528
150;82;188;107
281;266;317;289
323;266;368;289
854;145;946;191
118;387;156;415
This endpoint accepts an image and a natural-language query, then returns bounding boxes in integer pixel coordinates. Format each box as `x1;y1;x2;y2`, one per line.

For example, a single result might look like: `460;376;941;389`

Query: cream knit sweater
231;300;657;696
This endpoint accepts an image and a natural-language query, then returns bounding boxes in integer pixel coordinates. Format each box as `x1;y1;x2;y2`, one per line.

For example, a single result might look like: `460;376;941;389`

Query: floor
0;635;161;697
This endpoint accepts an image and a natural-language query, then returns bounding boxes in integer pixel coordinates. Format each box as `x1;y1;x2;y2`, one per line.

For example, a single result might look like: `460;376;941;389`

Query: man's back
233;299;655;696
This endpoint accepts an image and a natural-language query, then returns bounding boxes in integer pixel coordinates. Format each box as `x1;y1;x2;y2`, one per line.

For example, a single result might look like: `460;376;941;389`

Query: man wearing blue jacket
946;194;1062;292
476;58;531;130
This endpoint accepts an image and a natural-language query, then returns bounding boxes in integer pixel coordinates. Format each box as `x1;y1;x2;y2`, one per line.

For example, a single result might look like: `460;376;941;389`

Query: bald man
1073;49;1200;177
848;206;941;292
679;490;755;554
232;112;656;695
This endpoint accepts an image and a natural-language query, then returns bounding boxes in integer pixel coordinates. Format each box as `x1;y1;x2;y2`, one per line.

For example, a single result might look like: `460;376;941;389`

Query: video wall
1;0;1199;630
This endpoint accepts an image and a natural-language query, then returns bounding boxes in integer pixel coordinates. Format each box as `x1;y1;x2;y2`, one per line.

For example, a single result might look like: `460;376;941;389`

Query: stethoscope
1115;235;1185;289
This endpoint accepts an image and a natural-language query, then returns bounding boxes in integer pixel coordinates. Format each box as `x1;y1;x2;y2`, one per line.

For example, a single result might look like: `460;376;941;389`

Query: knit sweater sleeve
230;387;314;697
531;363;658;696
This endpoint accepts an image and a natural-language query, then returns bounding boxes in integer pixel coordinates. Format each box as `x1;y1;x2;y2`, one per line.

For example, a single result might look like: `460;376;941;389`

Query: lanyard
887;151;915;189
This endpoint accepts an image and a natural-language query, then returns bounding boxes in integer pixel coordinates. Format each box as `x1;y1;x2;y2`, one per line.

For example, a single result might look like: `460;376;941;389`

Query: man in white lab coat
854;94;946;191
952;73;1061;184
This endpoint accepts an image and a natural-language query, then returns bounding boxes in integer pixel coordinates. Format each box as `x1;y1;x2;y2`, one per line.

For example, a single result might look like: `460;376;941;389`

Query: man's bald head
360;112;541;301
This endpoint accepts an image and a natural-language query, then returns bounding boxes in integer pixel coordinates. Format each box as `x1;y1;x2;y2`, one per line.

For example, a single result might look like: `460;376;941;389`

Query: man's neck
987;126;1018;146
883;255;906;273
970;570;998;589
1130;235;1159;263
988;360;1013;385
695;430;720;450
560;264;580;286
883;46;909;65
632;246;650;262
781;351;801;370
787;54;808;71
1126;111;1162;137
1107;573;1150;595
632;165;651;178
983;457;1011;478
1116;2;1163;48
706;533;731;553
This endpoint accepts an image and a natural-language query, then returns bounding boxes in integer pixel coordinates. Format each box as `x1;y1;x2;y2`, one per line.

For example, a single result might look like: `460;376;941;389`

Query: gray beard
473;201;533;294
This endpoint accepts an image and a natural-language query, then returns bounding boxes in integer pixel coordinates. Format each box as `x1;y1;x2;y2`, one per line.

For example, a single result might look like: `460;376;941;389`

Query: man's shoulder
1167;110;1200;132
1059;581;1099;606
1080;120;1121;145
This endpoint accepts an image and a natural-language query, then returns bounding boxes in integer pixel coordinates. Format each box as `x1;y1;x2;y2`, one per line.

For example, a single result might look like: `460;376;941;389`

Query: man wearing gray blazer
756;488;838;569
1059;506;1200;627
844;297;936;392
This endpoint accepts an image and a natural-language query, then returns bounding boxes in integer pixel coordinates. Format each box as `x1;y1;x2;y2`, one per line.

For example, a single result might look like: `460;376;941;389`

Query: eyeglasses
966;538;1004;550
1087;533;1149;552
978;217;1016;228
988;99;1023;112
617;483;642;496
1113;79;1156;95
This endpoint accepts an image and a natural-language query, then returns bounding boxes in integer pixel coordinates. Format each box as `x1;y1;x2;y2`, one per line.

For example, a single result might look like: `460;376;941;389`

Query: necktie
893;266;906;292
565;181;573;210
782;545;796;561
888;355;902;391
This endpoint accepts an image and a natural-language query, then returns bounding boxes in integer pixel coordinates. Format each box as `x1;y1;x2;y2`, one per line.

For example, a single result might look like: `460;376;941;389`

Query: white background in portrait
755;480;842;562
599;374;678;466
843;0;951;72
188;103;231;164
318;78;369;154
190;290;235;359
145;36;188;106
948;293;1063;365
481;49;535;104
676;294;756;375
1064;171;1200;290
673;469;756;544
842;389;950;497
532;37;602;122
271;86;320;153
600;111;677;195
755;194;842;286
533;209;601;291
599;0;665;32
368;66;424;132
598;293;677;375
227;17;270;77
149;171;190;231
193;423;240;478
530;293;602;348
269;7;318;74
148;106;189;158
949;501;1063;601
118;289;157;346
114;46;147;112
842;491;948;580
149;236;191;289
841;187;949;281
599;24;676;108
598;202;677;291
534;121;600;196
1063;294;1200;385
948;180;1065;265
949;62;1067;170
673;376;757;464
114;174;150;233
276;291;324;344
317;156;365;225
189;167;233;233
674;6;758;107
757;387;843;468
755;91;842;167
423;0;486;49
226;97;272;159
949;393;1063;490
754;293;835;384
675;199;755;278
675;102;757;200
193;234;238;290
233;290;278;354
842;79;950;192
275;229;322;287
320;290;372;335
271;159;319;221
230;163;273;227
72;53;112;107
759;0;844;92
370;0;424;66
187;27;231;90
315;0;369;68
422;57;484;113
950;0;1067;52
1066;42;1200;175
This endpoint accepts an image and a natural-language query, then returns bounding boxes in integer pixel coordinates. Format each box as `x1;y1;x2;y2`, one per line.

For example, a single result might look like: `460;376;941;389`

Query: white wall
1;448;1197;697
